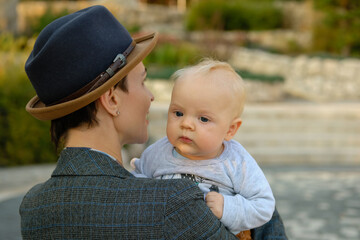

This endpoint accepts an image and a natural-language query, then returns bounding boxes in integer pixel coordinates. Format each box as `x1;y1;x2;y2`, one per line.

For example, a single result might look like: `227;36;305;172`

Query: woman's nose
147;87;154;102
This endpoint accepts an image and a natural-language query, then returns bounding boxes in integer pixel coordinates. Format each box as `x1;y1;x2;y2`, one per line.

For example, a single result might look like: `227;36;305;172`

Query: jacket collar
52;147;134;179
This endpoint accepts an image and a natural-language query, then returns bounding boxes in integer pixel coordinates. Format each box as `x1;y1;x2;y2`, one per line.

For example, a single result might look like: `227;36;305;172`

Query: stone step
246;147;360;165
240;103;360;118
238;120;360;133
234;133;360;147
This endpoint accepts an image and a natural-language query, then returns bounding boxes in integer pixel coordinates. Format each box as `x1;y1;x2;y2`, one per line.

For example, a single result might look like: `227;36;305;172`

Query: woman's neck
65;124;123;165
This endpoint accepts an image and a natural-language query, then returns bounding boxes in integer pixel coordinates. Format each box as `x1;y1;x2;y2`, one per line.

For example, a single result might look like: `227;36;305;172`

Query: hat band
48;40;136;106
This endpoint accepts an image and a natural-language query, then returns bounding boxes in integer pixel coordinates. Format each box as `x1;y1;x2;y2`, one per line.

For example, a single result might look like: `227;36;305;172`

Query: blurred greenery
0;34;31;52
146;65;179;79
146;63;284;83
236;70;284;83
0;50;57;166
186;0;283;31
312;0;360;57
144;42;204;67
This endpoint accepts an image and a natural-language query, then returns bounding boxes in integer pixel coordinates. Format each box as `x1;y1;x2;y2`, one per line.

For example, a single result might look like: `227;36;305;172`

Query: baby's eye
200;117;209;123
175;111;183;117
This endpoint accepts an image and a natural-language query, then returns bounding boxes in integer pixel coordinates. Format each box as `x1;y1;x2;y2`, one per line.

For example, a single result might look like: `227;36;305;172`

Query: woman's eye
200;117;209;123
175;111;183;117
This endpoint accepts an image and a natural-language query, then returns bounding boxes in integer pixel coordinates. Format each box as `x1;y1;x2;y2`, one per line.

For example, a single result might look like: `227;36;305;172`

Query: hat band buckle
106;54;126;77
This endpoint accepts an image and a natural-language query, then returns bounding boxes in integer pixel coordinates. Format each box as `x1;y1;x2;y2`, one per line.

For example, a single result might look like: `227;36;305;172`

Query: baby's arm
221;189;275;233
220;157;275;234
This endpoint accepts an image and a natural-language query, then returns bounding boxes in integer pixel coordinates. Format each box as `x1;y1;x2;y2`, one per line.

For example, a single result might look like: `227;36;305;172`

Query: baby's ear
225;118;242;141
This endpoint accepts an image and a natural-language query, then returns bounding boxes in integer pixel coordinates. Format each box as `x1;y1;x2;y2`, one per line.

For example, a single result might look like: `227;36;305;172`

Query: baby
132;59;275;237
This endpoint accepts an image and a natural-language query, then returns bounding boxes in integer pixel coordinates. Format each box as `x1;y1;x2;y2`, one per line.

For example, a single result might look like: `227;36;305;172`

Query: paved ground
0;164;55;240
1;164;359;240
263;165;360;240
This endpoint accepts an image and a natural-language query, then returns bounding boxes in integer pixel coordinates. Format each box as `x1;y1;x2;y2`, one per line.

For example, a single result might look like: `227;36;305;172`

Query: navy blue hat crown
25;5;133;105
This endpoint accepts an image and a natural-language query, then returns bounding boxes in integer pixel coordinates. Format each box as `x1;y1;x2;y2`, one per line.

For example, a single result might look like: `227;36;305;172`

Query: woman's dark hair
50;76;128;150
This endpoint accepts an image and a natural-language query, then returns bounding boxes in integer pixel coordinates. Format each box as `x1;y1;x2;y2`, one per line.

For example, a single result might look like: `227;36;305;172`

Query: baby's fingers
205;192;224;219
205;191;222;202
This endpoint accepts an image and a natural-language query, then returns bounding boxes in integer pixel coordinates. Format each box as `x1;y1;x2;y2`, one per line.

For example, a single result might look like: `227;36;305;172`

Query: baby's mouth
179;136;192;143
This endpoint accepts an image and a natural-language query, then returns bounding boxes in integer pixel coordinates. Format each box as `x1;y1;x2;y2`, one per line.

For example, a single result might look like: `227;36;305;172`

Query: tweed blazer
20;147;237;239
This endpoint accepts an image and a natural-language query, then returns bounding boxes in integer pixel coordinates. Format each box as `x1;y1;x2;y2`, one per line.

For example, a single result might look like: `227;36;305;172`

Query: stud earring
116;110;120;115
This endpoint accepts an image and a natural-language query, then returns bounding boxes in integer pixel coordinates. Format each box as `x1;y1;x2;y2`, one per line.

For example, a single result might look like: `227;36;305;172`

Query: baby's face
166;71;237;160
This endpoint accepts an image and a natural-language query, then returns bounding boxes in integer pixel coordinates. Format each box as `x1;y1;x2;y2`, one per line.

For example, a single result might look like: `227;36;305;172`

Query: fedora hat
25;5;158;120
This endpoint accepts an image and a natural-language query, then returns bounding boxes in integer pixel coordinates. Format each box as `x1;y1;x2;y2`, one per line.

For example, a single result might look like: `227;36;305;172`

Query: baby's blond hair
171;58;246;117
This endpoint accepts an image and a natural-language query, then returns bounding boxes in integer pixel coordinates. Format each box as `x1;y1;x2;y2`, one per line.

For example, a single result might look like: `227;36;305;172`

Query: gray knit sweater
133;137;275;234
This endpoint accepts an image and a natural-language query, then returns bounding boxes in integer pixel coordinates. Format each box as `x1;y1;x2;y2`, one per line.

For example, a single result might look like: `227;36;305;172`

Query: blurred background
0;0;359;239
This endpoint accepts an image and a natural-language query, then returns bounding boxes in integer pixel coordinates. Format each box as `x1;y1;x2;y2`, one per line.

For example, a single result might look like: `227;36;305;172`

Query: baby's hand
130;158;138;170
205;191;224;219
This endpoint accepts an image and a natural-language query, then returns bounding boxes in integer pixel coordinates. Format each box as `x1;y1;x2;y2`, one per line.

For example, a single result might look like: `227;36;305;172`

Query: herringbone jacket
20;147;287;239
20;147;237;239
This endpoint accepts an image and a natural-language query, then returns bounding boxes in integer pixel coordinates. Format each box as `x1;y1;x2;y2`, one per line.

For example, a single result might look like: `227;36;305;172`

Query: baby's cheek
166;125;177;144
197;135;220;151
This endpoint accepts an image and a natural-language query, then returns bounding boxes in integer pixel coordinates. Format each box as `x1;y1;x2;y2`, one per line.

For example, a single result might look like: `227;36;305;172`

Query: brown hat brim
26;32;158;121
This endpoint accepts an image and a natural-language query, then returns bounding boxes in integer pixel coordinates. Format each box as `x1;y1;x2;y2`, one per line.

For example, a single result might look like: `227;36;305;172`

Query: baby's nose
180;117;195;130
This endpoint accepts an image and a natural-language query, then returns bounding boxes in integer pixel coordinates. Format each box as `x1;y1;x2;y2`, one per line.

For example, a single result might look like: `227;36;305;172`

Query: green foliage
236;69;284;83
0;34;32;52
186;0;283;31
124;24;141;34
146;65;179;79
144;42;204;67
145;64;284;83
0;50;57;166
312;0;360;57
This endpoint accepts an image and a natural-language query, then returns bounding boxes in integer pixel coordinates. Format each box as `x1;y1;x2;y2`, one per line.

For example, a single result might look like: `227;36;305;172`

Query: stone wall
230;48;360;102
285;57;360;102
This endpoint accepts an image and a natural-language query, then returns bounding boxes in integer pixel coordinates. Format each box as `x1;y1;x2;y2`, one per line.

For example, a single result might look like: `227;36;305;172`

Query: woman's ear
225;118;242;141
99;87;120;117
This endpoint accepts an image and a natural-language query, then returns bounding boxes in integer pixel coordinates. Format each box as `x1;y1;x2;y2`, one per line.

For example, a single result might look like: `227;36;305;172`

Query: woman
20;5;286;239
